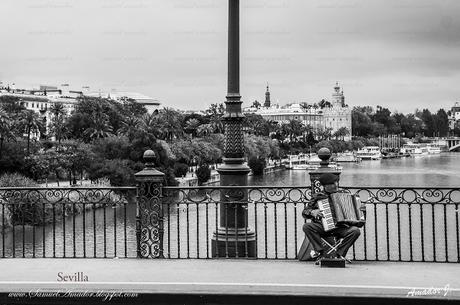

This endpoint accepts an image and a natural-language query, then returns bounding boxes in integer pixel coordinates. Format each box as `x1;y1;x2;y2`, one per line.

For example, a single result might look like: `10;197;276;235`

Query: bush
174;163;189;177
0;173;38;187
196;163;211;185
248;157;266;176
0;173;38;227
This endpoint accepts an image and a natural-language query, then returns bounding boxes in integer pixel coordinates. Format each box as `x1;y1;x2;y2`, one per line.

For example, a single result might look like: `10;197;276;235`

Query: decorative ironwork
134;149;165;259
341;187;460;204
0;187;136;258
163;186;460;262
136;181;163;258
224;120;245;158
0;185;459;263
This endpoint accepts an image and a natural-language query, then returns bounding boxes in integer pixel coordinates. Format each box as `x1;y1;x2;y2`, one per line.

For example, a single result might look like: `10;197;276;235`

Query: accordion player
301;173;365;263
316;192;366;232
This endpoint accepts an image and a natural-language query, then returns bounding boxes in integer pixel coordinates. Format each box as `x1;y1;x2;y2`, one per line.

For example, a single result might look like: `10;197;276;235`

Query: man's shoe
314;255;325;265
310;250;320;259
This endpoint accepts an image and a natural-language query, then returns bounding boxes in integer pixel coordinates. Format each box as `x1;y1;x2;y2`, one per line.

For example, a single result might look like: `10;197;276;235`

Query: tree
248;157;265;175
0;110;16;159
434;109;449;137
316;127;333;141
49;114;68;144
83;113;113;140
333;127;350;140
306;132;316;147
67;96;123;141
118;116;140;142
120;98;147;117
184;118;201;138
196;163;211;185
206;103;225;134
318;99;332;109
197;124;214;137
156;108;184;142
0;95;25;114
352;108;373;136
49;103;66;118
18;110;44;155
419;109;433;136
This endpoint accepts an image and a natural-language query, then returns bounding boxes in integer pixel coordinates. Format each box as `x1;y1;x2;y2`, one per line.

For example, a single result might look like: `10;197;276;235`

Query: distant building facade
449;102;460;130
244;83;352;140
0;83;161;139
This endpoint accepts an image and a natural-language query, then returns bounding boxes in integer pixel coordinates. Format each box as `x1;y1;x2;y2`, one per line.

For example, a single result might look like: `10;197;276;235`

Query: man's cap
318;173;339;185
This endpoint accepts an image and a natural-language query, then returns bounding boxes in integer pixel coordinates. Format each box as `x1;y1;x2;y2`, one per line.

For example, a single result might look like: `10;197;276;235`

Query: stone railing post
309;147;341;194
135;150;165;258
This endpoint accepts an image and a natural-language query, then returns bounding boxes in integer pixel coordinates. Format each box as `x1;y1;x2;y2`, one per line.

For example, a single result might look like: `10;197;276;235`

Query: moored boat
356;146;382;160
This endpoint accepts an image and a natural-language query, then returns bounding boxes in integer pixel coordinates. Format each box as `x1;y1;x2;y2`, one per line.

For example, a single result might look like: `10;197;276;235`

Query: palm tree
49;115;68;144
140;112;162;140
49;103;66;118
333;127;350;140
83;113;113;140
185;118;201;138
0;109;16;158
158;108;184;141
19;110;44;155
118;116;140;142
287;119;303;142
197;123;214;137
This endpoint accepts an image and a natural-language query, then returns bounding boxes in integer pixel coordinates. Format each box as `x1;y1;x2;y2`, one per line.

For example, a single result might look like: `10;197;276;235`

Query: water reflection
250;153;460;187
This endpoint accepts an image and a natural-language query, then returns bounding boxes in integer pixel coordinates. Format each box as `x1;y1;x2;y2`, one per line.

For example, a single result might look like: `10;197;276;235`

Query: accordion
316;192;366;232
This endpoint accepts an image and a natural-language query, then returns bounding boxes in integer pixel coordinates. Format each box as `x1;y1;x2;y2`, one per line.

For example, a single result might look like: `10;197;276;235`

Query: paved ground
0;259;458;301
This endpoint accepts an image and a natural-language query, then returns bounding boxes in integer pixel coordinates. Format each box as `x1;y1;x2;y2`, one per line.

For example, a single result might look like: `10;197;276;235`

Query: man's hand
310;209;323;219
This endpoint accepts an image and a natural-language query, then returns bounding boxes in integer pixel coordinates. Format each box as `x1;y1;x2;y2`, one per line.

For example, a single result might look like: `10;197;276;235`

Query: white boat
356;146;382;160
401;144;428;157
284;154;342;171
335;152;361;163
284;154;310;170
426;144;442;154
303;155;343;171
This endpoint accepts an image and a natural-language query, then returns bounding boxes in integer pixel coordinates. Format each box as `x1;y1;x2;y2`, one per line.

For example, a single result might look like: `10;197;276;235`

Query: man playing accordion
302;173;365;264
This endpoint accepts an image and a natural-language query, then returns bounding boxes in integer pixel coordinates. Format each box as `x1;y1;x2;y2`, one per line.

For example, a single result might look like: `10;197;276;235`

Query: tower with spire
264;84;271;108
332;81;345;107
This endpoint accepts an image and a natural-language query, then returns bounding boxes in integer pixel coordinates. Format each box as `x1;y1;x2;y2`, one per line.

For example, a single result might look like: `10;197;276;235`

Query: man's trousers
302;221;361;257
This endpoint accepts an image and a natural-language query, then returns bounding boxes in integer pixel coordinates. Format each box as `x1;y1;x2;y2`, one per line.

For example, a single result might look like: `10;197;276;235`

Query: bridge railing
0;187;137;258
0;185;459;262
161;186;460;262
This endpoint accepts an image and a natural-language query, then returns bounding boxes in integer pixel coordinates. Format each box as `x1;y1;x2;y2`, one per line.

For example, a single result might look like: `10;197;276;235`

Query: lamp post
211;0;256;257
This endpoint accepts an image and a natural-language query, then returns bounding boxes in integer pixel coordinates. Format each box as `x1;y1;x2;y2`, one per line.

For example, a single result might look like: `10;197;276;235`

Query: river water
2;153;459;260
249;153;460;188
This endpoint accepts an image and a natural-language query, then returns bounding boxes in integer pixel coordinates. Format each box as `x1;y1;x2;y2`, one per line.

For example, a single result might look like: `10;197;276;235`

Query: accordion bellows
317;192;366;231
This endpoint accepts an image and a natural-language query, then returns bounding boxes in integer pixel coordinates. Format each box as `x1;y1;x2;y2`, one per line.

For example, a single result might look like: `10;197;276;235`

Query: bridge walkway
0;259;458;304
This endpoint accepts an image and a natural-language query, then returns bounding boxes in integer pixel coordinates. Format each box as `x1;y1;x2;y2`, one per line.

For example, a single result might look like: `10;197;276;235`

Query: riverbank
176;163;285;187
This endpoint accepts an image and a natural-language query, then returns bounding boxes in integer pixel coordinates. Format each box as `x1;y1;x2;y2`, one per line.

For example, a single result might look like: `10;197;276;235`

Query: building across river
244;83;352;140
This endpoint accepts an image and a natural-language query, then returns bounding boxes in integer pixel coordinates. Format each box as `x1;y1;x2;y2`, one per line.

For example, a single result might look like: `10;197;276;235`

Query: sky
1;0;459;113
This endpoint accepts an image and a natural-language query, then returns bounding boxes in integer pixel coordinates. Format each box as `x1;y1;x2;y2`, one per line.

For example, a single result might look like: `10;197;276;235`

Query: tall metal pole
212;0;256;257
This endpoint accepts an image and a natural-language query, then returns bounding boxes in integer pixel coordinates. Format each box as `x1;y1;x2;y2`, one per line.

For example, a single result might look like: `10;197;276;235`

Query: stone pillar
135;150;165;258
309;148;341;194
211;0;256;257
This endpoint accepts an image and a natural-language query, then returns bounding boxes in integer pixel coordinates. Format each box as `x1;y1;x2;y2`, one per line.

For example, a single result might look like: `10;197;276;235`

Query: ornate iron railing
162;186;460;262
0;187;137;258
0;185;459;262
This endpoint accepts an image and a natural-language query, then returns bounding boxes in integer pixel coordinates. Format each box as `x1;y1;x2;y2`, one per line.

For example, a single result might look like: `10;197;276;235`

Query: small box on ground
320;258;346;268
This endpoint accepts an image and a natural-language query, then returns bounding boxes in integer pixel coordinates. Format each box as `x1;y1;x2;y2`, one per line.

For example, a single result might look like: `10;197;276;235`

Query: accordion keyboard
317;198;336;231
